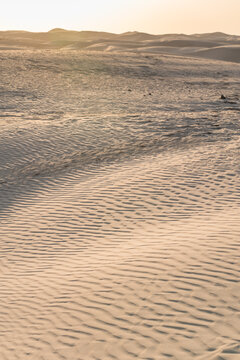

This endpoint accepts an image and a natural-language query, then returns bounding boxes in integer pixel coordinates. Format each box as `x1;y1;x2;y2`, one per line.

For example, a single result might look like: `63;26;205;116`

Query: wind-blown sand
0;42;240;359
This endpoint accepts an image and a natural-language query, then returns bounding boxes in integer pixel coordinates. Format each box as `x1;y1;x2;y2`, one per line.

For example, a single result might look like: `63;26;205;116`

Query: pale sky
1;0;240;35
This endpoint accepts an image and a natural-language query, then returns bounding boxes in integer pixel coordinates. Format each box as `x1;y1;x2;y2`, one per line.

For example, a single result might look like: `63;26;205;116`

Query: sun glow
1;0;240;34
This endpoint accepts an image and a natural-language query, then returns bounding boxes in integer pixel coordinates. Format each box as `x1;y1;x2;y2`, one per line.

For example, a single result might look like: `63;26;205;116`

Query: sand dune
193;45;240;63
0;29;240;63
0;49;240;359
1;145;240;359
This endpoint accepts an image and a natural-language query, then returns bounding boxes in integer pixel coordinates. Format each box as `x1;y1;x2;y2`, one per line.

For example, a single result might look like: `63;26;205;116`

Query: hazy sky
1;0;240;35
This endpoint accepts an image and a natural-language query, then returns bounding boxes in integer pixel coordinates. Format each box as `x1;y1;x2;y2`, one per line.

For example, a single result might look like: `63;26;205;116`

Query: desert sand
0;31;240;359
0;29;240;63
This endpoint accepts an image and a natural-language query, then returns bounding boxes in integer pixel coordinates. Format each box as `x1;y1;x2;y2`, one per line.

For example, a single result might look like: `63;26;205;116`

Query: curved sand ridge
0;51;240;359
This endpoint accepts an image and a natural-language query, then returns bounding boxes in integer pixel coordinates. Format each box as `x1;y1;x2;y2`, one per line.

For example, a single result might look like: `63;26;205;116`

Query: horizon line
1;28;240;37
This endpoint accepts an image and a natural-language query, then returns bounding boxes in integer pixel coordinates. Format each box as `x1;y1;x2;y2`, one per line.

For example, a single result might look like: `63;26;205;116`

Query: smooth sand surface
0;49;240;359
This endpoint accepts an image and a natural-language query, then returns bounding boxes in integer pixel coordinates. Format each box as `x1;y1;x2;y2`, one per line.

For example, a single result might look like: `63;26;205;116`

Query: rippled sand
0;50;240;359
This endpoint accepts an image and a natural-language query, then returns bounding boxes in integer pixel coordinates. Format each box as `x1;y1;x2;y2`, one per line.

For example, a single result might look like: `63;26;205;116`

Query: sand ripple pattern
1;141;240;359
0;51;240;359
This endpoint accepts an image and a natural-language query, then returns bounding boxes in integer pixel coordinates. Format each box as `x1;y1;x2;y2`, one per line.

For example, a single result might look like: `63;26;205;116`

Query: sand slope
0;51;240;359
193;45;240;63
1;145;240;360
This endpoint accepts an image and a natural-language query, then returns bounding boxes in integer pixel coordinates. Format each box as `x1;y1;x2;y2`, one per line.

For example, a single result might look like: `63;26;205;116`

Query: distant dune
0;29;240;62
193;45;240;63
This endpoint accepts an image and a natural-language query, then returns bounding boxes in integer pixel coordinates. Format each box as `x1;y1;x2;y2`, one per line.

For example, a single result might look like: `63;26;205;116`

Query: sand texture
0;48;240;359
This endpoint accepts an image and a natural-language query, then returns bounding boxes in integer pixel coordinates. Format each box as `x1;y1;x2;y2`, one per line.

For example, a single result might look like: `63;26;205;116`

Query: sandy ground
0;45;240;359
